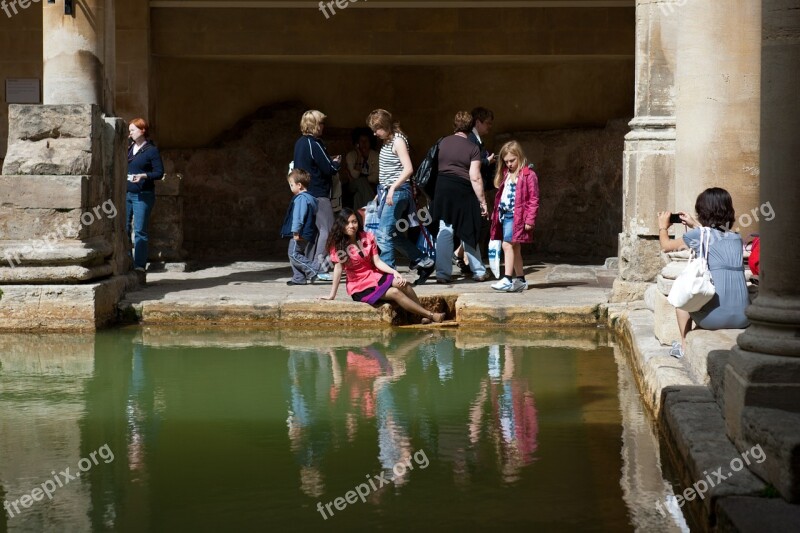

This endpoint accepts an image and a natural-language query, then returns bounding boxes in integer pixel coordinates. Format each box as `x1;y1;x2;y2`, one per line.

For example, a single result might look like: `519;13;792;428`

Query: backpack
413;137;443;196
747;235;760;276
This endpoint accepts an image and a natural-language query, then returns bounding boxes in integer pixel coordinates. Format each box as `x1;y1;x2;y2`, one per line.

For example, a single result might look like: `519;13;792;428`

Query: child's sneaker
492;277;513;291
510;279;527;292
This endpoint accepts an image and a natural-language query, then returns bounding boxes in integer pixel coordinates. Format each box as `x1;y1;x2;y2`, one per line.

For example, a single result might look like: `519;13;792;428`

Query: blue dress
683;227;750;329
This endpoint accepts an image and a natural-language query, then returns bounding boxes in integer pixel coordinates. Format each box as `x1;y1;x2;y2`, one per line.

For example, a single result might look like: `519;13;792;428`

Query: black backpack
413;137;443;196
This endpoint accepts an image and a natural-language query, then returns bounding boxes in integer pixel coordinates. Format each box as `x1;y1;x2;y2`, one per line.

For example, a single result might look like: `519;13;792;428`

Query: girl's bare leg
382;287;444;322
512;244;524;277
502;241;515;277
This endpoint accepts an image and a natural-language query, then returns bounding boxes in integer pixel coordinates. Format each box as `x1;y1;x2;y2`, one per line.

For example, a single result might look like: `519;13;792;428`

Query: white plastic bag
363;200;380;236
668;227;716;312
488;240;502;279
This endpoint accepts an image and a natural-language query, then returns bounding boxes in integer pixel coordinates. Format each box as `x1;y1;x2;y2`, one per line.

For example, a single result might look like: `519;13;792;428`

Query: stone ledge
0;238;113;268
0;264;113;284
716;496;800;533
741;407;800;503
0;274;132;331
685;329;743;385
456;290;607;326
0;175;89;209
659;386;767;528
612;308;696;412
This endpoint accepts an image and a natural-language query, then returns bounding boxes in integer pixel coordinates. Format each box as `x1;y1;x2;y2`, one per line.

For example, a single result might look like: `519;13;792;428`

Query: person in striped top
366;109;434;277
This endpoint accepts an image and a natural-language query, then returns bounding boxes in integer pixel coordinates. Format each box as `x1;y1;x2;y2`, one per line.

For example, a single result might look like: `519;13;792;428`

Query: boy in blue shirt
280;169;331;285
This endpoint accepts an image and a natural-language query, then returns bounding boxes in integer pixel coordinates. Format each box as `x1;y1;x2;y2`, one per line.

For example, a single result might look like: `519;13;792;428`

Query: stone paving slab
119;260;615;327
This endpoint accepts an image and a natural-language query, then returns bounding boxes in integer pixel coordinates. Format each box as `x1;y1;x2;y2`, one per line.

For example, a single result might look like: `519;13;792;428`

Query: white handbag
668;227;716;312
488;239;502;279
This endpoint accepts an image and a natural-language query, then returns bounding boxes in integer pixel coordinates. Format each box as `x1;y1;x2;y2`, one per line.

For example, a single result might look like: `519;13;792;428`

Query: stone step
660;386;767;529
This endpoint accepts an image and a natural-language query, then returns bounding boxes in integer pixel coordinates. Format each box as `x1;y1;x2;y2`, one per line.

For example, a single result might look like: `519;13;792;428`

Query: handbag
488;239;502;279
668;227;716;312
413;137;442;197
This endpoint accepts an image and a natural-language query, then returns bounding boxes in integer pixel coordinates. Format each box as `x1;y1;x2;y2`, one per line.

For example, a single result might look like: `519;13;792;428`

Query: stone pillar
673;0;761;233
650;0;761;344
612;0;679;302
724;0;800;503
43;0;115;113
0;1;132;331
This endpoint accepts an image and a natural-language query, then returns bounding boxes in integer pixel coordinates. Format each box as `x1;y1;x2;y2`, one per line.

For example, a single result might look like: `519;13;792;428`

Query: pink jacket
489;166;540;244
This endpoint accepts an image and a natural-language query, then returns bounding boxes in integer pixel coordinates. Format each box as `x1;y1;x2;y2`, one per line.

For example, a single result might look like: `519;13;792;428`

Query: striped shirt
378;132;410;188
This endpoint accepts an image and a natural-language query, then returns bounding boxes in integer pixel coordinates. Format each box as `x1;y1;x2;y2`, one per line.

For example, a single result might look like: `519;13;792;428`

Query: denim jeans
376;185;423;269
288;238;321;283
502;215;514;243
126;191;155;269
434;221;486;280
309;197;334;273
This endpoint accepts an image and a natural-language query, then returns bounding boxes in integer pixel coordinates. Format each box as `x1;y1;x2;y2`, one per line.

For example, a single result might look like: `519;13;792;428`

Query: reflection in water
0;328;688;531
468;345;539;484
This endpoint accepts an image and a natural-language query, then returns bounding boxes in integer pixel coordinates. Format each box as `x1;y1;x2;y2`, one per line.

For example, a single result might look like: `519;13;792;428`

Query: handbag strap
700;227;711;263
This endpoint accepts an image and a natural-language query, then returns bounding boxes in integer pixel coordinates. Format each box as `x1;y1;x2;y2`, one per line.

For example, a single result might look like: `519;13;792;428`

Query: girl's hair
327;208;364;262
300;110;326;136
453;111;473;134
695;187;735;230
493;141;529;189
129;118;149;137
366;109;405;143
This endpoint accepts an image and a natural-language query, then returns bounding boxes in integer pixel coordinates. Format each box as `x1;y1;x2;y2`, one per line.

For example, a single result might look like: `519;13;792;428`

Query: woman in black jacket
293;110;341;276
126;118;164;272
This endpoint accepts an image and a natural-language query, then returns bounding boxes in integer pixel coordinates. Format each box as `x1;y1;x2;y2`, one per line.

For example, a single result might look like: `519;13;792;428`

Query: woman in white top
366;109;434;274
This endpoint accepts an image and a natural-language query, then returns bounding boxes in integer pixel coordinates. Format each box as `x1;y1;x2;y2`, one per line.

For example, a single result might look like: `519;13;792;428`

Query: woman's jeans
435;221;486;280
376;186;423;269
126;190;155;270
309;197;334;273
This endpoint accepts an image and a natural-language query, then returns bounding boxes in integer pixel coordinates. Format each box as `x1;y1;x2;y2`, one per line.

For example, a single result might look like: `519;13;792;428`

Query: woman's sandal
421;311;445;325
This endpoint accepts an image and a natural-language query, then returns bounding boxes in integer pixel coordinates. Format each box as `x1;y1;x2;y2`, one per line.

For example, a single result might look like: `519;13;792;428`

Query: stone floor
119;259;618;327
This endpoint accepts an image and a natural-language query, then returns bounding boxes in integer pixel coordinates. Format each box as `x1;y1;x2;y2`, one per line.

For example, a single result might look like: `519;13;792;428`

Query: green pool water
0;328;687;532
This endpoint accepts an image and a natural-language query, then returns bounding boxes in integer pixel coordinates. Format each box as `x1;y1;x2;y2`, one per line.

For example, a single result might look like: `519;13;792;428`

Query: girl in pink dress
320;209;445;324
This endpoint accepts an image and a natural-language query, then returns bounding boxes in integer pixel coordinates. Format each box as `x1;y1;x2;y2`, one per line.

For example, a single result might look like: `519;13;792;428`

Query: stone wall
160;103;626;262
501;119;628;261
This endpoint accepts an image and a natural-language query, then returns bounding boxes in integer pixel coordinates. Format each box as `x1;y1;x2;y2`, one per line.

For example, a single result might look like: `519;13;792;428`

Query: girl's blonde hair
494;141;529;189
300;110;326;136
366;109;405;143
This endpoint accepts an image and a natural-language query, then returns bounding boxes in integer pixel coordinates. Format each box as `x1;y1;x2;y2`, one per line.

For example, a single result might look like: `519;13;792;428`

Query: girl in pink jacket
489;141;540;292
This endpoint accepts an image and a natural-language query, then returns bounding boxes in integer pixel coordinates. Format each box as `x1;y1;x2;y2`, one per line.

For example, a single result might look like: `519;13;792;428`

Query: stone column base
0;274;136;331
724;346;800;502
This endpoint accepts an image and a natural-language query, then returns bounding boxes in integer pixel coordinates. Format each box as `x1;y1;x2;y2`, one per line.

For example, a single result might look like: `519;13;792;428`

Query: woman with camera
658;187;750;358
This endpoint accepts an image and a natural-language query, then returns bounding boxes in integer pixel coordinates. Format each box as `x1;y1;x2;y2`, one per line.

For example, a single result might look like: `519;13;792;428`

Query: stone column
650;0;761;344
673;0;761;233
0;0;131;331
724;0;800;503
613;0;679;302
43;0;114;113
